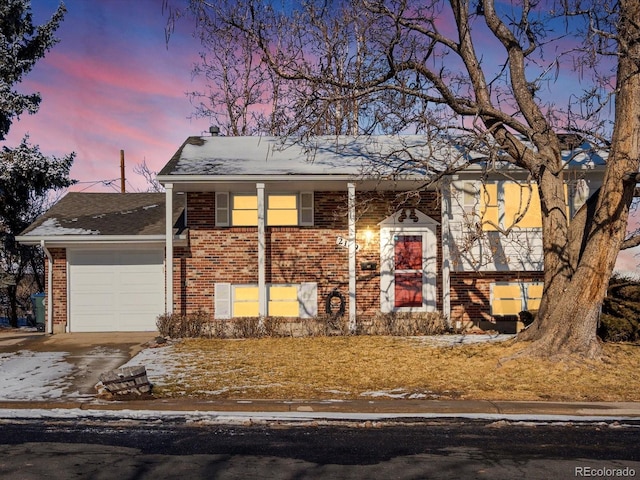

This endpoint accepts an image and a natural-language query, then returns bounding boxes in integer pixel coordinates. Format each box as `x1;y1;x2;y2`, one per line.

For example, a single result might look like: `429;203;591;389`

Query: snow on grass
120;344;183;391
0;351;74;400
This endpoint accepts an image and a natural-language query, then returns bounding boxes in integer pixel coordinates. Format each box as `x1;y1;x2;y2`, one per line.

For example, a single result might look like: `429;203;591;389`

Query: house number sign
336;235;360;251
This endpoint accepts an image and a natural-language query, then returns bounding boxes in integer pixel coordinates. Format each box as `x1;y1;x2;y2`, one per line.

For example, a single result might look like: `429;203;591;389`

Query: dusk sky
4;1;638;274
6;0;210;192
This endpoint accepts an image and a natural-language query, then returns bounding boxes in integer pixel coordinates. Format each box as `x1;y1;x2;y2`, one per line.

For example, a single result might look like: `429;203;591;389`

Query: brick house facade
172;190;442;323
18;134;606;333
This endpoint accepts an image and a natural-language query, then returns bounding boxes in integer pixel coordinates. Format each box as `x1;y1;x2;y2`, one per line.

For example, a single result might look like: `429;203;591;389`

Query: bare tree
133;160;164;192
166;0;640;359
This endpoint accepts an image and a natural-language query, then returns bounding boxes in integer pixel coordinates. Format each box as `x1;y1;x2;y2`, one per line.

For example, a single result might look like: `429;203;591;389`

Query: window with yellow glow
491;282;543;316
268;285;299;317
504;183;542;229
233;286;259;317
221;193;313;227
480;183;499;231
526;283;543;311
232;195;258;226
470;181;568;232
267;194;298;226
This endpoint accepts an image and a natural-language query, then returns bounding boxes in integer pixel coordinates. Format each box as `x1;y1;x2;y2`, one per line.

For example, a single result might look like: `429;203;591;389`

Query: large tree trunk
518;0;640;358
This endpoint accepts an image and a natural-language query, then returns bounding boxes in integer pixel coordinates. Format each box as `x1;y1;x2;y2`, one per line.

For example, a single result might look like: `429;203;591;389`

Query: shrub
598;314;639;343
156;310;210;338
158;311;450;338
302;314;350;336
365;311;448;336
598;274;640;343
231;317;262;338
262;316;287;337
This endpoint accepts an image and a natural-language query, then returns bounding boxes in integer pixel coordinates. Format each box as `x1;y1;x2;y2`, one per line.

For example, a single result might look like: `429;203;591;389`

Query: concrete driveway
0;331;157;401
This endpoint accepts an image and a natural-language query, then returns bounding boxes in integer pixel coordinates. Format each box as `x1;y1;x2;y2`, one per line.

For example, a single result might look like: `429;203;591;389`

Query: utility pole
120;150;125;193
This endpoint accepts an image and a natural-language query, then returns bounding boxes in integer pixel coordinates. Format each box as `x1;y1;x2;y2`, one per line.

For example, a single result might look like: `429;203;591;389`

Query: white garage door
68;249;164;332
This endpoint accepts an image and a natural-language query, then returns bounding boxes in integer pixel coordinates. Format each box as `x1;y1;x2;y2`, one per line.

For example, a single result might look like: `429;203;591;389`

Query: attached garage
16;192;185;334
68;249;165;332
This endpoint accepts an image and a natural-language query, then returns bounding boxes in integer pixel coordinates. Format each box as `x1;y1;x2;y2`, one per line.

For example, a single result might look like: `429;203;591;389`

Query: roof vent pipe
209;125;220;136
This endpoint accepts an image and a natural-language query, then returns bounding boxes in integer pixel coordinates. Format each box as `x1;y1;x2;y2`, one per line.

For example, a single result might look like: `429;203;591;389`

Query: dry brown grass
152;337;640;402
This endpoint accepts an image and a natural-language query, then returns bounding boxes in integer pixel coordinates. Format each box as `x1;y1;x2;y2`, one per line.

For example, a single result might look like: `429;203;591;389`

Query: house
17;134;606;334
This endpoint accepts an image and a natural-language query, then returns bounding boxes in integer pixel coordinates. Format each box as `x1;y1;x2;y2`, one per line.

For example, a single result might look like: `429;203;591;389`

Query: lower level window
214;283;317;319
233;286;259;317
491;282;543;316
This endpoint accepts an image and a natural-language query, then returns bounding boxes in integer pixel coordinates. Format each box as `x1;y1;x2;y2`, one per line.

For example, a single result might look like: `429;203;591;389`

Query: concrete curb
1;398;640;420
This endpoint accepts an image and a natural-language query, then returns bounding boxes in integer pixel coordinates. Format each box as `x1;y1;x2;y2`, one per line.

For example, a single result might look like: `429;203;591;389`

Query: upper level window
232;194;259;226
463;181;545;231
215;192;313;227
267;195;298;226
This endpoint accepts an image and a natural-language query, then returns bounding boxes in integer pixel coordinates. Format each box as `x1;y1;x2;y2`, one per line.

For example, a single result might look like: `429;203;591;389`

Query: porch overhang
156;175;432;193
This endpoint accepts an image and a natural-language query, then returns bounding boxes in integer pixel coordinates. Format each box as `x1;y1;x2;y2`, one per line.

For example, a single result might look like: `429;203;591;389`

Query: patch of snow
404;334;515;347
0;351;74;400
24;218;99;236
361;390;409;399
143;204;159;210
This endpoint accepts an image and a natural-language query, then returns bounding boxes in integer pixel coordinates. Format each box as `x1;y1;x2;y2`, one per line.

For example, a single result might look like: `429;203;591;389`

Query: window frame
213;282;318;319
490;281;543;316
215;192;314;227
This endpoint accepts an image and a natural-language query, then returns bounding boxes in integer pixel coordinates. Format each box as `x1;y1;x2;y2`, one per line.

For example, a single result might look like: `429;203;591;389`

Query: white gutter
40;240;53;335
16;235;170;246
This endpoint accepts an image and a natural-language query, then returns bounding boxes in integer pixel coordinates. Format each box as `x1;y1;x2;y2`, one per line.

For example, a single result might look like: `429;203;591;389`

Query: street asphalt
1;329;640;421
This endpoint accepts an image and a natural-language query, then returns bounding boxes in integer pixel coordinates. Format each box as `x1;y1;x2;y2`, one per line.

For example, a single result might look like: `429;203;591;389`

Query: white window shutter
298;282;317;318
299;192;314;226
215;192;229;227
214;283;231;319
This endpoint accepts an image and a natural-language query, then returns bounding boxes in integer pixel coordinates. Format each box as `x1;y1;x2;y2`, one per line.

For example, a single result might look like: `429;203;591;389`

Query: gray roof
158;135;607;182
157;135;473;178
19;192;183;239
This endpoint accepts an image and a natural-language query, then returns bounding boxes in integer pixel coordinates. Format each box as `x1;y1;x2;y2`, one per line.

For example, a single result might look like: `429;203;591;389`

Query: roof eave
16;234;187;247
157;174;361;183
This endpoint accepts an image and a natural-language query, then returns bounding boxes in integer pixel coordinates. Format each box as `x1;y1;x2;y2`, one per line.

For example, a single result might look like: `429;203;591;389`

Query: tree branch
621;234;640;250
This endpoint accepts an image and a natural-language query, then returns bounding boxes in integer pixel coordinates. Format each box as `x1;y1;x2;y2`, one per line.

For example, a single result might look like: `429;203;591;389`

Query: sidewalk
1;397;640;423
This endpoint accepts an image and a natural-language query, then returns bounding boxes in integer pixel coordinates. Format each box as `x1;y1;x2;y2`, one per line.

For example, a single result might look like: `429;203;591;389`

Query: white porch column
348;182;357;332
257;183;266;319
441;179;452;326
165;183;174;314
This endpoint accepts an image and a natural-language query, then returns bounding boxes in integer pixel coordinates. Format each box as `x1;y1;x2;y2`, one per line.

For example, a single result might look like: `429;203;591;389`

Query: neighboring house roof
17;192;184;245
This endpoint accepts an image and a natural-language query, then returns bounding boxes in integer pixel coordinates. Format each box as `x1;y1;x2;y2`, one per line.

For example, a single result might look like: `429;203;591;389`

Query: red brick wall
46;248;67;333
173;190;442;320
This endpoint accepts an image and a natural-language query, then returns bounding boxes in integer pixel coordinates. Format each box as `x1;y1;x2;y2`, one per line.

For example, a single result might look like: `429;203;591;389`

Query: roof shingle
20;192;183;237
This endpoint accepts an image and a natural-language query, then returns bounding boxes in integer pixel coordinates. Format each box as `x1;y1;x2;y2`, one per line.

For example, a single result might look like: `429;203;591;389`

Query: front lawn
148;336;640;402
